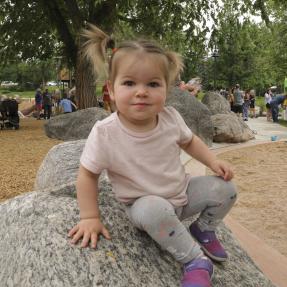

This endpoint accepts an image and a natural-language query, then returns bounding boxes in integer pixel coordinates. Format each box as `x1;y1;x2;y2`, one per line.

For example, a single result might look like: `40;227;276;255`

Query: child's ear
107;80;114;100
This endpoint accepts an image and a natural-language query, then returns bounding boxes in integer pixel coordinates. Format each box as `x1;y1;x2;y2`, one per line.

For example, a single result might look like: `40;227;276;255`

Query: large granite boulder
44;107;109;141
201;92;255;143
201;91;231;115
0;141;269;286
0;181;274;287
167;87;213;146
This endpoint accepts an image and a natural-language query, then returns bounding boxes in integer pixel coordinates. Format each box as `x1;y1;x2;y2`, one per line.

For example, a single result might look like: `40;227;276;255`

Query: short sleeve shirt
80;106;193;207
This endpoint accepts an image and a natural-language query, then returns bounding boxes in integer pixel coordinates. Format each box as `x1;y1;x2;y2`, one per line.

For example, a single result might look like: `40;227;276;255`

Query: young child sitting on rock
68;24;237;287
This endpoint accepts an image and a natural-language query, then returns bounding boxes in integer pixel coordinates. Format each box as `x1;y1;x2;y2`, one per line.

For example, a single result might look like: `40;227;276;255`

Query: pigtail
81;24;114;78
165;51;184;86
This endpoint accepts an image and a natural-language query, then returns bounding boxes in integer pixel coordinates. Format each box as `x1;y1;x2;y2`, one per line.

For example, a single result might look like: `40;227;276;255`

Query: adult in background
42;88;52;119
242;89;250;121
249;89;256;118
227;88;234;112
264;88;272;121
232;84;243;117
34;88;43;120
270;93;287;123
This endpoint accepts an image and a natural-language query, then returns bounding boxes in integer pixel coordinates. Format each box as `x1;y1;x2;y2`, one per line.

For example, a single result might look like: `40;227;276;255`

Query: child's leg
180;175;237;230
126;195;203;264
126;195;214;286
179;175;237;262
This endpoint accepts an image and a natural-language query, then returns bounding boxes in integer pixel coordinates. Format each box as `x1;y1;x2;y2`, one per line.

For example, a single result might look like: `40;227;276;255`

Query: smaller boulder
201;91;231;115
212;114;255;143
44;107;109;141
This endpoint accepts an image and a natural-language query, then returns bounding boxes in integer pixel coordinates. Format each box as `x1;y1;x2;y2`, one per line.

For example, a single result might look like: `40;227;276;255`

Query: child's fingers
90;233;98;249
68;225;79;237
81;232;91;248
102;227;111;240
70;229;84;244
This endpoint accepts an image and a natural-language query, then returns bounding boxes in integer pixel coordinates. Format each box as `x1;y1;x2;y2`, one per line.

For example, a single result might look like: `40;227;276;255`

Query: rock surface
0;140;274;286
44;107;109;141
166;88;214;146
212;114;255;143
202;92;255;143
34;140;86;190
201;91;231;115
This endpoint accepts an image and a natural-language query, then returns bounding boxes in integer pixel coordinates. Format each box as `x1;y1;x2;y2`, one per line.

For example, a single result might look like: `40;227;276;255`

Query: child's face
109;52;167;131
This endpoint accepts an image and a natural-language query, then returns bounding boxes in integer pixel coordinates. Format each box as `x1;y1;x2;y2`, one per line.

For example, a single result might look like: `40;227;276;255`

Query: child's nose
136;86;148;97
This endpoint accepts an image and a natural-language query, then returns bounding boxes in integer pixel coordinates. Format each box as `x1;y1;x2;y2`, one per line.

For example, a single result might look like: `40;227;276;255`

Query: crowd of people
34;87;78;120
219;84;287;123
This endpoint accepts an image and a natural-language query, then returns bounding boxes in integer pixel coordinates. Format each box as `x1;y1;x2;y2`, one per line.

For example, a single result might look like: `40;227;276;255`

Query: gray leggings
126;176;237;264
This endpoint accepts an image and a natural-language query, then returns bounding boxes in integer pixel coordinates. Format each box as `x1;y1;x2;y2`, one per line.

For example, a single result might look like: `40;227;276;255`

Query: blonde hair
81;24;183;89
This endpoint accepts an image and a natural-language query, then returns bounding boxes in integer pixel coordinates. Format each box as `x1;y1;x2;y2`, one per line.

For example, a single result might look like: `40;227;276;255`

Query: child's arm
182;135;234;181
68;165;111;248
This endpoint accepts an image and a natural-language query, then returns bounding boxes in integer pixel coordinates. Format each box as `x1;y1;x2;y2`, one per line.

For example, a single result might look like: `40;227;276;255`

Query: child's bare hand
68;218;111;249
209;159;234;181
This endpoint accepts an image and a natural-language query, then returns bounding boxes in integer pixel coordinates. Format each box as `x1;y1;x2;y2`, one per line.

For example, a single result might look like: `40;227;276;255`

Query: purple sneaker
190;222;228;262
181;257;213;287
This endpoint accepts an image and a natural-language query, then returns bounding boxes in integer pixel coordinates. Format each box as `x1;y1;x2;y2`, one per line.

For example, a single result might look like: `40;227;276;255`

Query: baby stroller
0;98;20;130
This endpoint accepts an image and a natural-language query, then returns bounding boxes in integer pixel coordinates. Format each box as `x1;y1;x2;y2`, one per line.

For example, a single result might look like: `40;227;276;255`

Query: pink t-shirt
80;106;193;207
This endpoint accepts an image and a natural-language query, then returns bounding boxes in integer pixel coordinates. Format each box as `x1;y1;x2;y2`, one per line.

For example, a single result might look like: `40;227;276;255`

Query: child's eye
149;82;160;87
123;80;134;86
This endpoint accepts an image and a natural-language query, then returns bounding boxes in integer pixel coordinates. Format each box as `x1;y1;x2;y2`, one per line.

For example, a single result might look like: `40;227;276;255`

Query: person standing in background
34;88;43;120
42;88;52;119
242;89;250;121
249;89;256;118
264;89;272;121
232;84;243;117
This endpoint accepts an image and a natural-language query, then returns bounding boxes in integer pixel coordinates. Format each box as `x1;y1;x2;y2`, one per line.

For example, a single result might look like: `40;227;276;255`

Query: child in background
102;80;115;112
68;24;237;287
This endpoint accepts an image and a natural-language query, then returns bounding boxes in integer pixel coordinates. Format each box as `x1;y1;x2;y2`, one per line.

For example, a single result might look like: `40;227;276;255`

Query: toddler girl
68;24;237;287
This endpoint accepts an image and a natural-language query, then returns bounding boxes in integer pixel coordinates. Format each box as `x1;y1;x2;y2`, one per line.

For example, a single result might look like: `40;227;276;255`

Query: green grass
0;88;35;98
279;119;287;127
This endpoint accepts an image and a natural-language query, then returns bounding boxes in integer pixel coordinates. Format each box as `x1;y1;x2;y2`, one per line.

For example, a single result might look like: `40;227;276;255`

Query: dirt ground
0;117;61;201
207;141;287;257
0;114;286;257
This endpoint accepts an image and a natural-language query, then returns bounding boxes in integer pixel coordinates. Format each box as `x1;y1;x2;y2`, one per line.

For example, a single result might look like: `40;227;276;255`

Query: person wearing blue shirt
59;94;72;113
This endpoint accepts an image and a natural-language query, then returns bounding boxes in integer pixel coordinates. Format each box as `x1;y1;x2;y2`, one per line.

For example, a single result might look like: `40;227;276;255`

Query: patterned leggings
126;176;237;264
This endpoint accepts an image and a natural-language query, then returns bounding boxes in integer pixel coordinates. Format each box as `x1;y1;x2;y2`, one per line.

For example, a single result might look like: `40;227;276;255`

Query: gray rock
10;140;270;286
0;181;274;286
34;140;86;190
201;91;231;115
167;88;214;146
201;91;254;143
44;107;109;141
212;114;255;143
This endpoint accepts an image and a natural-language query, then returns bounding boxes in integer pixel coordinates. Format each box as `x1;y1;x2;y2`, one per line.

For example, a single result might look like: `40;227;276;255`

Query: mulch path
0;117;61;202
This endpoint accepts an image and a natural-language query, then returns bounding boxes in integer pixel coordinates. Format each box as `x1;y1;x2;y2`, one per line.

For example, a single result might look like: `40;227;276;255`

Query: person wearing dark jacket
270;94;287;122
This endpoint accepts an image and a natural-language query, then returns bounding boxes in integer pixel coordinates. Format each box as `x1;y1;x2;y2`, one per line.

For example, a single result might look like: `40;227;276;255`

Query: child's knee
211;176;237;203
130;195;176;231
219;179;237;206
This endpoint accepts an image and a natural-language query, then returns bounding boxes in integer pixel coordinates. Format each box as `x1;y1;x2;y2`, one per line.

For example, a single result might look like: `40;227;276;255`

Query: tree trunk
76;53;98;109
